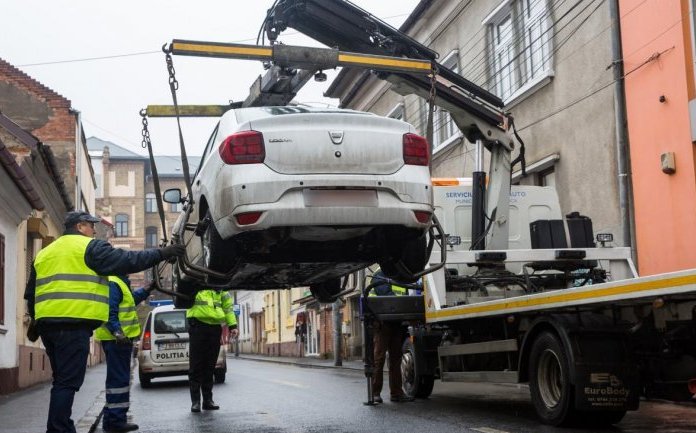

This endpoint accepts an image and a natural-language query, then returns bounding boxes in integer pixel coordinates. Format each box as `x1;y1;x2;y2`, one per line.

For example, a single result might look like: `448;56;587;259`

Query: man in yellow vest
95;275;154;432
369;270;415;403
186;289;238;412
24;211;185;433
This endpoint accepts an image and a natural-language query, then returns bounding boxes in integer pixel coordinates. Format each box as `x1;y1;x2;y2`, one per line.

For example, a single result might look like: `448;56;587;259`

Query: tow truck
145;0;696;426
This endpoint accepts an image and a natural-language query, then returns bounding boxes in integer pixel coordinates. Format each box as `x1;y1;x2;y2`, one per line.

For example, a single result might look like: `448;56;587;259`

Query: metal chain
165;51;179;91
140;109;151;149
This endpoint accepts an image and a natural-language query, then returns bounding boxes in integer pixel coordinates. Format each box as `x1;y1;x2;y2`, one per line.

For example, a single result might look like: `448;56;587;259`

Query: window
386;103;404;121
170;202;182;213
115;214;129;237
0;234;4;325
145;226;158;248
485;0;553;102
145;193;156;213
435;51;460;150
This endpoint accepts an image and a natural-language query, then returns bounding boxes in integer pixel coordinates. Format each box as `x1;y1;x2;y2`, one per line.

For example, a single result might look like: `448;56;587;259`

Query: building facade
619;0;696;275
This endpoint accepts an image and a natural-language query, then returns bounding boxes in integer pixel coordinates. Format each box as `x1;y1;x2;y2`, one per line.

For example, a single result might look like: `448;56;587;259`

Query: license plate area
158;342;187;351
303;189;378;207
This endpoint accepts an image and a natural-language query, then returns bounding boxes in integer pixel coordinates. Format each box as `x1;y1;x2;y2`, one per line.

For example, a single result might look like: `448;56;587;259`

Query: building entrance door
305;309;319;356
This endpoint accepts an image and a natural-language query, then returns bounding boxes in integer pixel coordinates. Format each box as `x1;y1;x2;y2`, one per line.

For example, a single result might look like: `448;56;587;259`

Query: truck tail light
403;133;429;166
219;130;265;164
235;211;263;225
413;210;432;224
142;330;151;351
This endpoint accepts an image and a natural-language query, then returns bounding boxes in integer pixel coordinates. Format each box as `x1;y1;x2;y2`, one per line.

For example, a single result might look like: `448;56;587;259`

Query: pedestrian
369;270;415;403
94;275;155;432
187;288;238;412
24;211;186;433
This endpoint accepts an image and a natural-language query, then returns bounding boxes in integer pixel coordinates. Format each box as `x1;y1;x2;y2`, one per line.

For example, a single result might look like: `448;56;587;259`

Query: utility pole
333;280;344;366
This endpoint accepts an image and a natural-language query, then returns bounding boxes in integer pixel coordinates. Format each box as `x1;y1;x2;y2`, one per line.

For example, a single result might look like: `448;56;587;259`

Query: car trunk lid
249;113;409;175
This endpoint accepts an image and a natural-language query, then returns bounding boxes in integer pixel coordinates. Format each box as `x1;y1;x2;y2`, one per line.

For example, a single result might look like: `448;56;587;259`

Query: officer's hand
143;281;156;293
114;330;130;345
229;326;239;339
159;244;186;262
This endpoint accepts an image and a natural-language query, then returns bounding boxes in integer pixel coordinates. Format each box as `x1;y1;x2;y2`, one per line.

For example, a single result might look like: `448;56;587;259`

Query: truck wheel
529;331;576;426
214;368;226;384
139;370;152;388
401;339;434;398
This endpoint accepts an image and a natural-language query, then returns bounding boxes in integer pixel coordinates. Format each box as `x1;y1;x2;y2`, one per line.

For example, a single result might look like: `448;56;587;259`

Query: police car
137;302;228;387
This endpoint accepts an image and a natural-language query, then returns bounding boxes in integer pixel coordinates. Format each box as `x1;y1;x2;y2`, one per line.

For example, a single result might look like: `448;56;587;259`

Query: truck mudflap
574;364;640;411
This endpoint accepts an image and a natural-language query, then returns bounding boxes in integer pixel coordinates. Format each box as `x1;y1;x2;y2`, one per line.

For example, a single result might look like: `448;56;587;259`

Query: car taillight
142;330;151;350
235;211;263;225
413;210;432;224
403;133;429;166
219;130;265;164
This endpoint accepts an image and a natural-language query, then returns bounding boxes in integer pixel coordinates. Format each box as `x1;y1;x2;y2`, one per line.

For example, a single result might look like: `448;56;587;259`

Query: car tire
172;264;195;309
201;210;233;272
310;278;342;303
139;370;152;388
529;331;577;426
401;339;434;399
214;368;226;384
379;233;428;283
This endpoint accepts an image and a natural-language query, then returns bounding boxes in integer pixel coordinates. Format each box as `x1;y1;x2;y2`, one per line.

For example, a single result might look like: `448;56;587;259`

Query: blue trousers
41;327;91;433
101;341;134;429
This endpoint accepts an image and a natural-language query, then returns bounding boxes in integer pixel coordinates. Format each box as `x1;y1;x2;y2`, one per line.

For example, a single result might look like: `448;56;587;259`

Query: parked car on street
137;304;227;387
164;106;433;306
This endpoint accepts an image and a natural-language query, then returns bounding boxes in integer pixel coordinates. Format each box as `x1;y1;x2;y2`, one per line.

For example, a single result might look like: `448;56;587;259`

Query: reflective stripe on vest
34;235;109;322
187;290;237;327
95;276;141;340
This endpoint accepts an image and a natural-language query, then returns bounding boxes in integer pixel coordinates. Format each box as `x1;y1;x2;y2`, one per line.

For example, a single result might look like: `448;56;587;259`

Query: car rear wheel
201;210;231;272
379;233;428;283
139;370;152;388
214;368;226;384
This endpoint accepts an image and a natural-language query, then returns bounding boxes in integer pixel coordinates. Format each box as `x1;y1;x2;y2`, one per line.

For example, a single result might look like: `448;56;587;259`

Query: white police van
137;302;227;387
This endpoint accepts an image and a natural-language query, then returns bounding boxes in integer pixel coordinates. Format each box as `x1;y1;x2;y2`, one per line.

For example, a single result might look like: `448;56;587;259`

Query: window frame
145;193;157;213
484;0;554;105
434;50;461;151
145;226;158;248
115;214;129;238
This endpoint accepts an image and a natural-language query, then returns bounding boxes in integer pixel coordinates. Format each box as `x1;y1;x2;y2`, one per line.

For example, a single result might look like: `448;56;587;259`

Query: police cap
64;211;101;228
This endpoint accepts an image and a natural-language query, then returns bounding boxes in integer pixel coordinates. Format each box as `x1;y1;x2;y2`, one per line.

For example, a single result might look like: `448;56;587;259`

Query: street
127;357;696;433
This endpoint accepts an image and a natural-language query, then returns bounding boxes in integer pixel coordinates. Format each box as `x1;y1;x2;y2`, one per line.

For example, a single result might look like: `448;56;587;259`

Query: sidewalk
0;363;107;433
233;353;366;371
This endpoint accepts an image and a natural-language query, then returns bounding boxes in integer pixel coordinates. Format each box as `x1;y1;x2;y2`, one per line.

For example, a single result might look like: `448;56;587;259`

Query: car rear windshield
154;311;188;334
235;106;372;123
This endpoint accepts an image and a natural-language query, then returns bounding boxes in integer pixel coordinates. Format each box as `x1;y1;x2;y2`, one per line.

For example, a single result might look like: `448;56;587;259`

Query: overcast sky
1;0;419;156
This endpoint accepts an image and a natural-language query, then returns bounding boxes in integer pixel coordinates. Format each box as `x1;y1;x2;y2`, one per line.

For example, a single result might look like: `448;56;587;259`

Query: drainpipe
609;0;637;264
73;109;83;210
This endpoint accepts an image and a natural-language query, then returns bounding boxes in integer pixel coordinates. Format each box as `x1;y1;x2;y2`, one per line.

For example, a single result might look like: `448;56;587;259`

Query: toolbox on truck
366;295;425;321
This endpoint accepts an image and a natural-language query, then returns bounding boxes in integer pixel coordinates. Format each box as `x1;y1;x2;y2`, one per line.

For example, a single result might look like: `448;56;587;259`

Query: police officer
95;275;153;432
187;289;238;412
369;270;415;403
24;211;185;433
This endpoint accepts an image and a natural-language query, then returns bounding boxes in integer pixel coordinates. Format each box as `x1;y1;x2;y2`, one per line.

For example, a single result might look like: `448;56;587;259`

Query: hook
161;43;172;54
139;108;147;117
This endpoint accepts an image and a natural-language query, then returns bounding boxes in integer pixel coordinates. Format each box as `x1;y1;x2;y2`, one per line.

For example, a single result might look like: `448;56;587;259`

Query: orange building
620;0;696;275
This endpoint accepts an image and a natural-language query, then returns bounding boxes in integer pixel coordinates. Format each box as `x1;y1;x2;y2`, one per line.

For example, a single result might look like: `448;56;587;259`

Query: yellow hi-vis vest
95;276;141;340
34;235;109;322
186;290;237;327
368;283;407;297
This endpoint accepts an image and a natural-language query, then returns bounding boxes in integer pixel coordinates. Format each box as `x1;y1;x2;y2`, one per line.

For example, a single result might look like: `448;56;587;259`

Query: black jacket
24;236;164;330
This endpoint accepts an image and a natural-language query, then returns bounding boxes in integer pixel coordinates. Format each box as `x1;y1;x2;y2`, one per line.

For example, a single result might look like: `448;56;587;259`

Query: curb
233;355;364;371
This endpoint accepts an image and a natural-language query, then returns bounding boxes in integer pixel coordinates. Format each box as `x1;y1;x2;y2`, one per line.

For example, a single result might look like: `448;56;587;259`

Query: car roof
151;304;186;314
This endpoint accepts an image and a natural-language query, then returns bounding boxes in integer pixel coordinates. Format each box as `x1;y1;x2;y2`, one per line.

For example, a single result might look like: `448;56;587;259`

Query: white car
137;304;227;387
165;106;433;305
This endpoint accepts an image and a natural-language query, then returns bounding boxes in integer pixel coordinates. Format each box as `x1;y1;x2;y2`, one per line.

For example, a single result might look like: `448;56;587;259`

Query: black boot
190;382;201;413
202;385;219;410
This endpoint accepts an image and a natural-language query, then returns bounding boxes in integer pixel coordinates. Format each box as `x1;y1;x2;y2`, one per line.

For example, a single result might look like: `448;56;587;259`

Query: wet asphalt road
124;357;696;433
